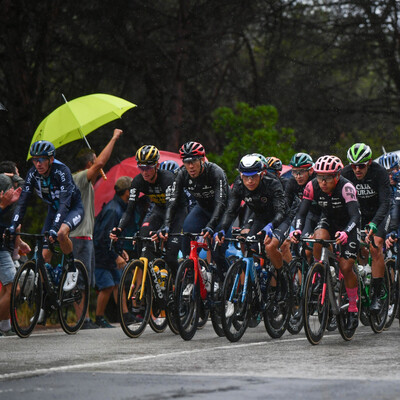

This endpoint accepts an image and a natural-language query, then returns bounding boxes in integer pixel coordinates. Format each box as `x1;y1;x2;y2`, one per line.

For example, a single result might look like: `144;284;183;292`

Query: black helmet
238;154;263;176
179;142;205;161
266;156;282;171
30;141;56;157
135;145;160;165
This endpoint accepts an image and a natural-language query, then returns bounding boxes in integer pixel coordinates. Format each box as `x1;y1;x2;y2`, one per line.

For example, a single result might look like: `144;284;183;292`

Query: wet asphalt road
1;322;400;399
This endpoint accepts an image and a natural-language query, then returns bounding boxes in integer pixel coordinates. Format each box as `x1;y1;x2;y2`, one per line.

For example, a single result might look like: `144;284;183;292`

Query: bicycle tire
210;265;225;337
337;266;360;341
384;258;399;329
221;259;249;342
287;258;304;335
174;259;200;340
165;272;179;334
303;262;329;345
10;260;42;338
264;264;293;339
196;259;210;330
369;264;390;333
118;260;152;338
58;260;89;334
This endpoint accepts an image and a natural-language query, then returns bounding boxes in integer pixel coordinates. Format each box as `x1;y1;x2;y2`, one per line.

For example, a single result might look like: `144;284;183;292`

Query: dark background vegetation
1;0;400;176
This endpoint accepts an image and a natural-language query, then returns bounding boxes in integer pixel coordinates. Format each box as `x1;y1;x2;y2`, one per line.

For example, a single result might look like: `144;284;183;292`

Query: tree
208;102;295;182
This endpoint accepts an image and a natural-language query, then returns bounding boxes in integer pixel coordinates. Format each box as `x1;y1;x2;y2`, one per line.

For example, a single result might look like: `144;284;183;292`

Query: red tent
94;151;182;216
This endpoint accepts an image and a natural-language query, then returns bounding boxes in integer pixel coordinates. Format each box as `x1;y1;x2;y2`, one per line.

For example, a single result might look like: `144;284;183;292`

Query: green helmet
289;152;313;168
347;143;372;164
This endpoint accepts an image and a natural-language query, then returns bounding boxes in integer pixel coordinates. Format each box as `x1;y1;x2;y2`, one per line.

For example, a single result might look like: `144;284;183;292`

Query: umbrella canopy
94;151;182;216
28;93;136;159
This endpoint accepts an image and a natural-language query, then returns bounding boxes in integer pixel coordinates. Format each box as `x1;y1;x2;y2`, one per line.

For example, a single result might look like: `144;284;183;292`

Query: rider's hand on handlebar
158;226;170;241
385;231;397;249
365;222;377;244
109;227;122;242
289;229;302;244
213;230;225;245
48;229;58;244
201;226;214;240
335;231;348;245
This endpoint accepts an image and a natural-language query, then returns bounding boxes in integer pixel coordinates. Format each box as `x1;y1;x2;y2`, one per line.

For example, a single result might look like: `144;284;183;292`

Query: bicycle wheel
174;259;200;340
221;259;249;342
369;265;390;333
264;265;293;338
210;266;225;337
118;260;152;338
165;271;179;335
337;267;360;341
384;258;399;329
287;258;304;335
58;260;89;334
197;259;209;330
10;260;42;338
303;262;329;345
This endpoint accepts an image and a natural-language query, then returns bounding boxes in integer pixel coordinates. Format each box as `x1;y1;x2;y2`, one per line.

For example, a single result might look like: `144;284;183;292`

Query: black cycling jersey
341;162;390;226
118;169;175;231
295;176;360;233
11;159;82;232
164;162;229;230
388;183;400;232
220;174;286;232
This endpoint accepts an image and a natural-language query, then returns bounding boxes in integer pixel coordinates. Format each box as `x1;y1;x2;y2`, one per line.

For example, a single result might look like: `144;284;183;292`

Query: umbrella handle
100;168;107;180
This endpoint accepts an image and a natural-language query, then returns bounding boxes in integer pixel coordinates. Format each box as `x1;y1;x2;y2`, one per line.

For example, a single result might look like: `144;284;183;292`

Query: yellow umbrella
27;93;136;160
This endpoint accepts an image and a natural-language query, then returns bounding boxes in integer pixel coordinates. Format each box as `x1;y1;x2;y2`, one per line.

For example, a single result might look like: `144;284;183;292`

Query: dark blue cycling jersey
11;159;83;233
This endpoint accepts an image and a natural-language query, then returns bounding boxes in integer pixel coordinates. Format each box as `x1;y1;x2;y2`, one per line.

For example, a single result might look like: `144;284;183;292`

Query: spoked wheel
287;258;304;335
337;267;360;341
10;260;42;338
210;265;225;337
221;259;249;342
303;262;329;345
264;265;293;339
369;265;390;333
174;259;200;340
384;258;399;329
118;260;152;338
197;259;210;330
165;272;179;334
59;260;89;334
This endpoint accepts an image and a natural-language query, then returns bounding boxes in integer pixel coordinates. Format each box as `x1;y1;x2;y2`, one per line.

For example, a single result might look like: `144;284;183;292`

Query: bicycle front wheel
165;271;179;335
287;258;304;335
174;259;200;340
303;262;329;345
10;260;42;338
369;264;390;333
118;260;152;338
221;259;249;342
58;260;89;334
384;258;399;329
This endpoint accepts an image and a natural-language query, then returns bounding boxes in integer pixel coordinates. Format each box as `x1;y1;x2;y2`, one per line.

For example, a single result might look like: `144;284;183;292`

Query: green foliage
208;102;296;182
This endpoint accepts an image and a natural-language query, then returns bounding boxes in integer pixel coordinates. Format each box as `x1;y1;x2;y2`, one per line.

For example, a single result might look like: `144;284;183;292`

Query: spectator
71;129;123;329
93;176;133;328
0;161;24;189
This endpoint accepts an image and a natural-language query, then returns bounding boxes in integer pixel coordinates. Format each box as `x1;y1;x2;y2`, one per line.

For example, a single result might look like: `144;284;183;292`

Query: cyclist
217;154;287;276
160;141;230;278
266;156;288;189
111;146;185;277
291;155;361;330
341;143;391;313
9;140;84;291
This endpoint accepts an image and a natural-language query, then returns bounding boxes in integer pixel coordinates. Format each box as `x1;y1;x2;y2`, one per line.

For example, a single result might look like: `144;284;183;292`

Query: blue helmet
159;160;179;172
379;152;400;170
30;140;56;157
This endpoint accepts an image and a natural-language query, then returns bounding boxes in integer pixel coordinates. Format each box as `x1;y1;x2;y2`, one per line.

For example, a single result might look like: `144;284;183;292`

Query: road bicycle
221;234;292;342
9;232;89;338
116;235;178;338
172;232;225;341
301;238;360;345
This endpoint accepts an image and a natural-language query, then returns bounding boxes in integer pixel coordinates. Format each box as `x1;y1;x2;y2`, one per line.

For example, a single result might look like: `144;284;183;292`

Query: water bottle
357;264;365;279
160;269;168;291
364;264;372;285
153;265;162;285
45;262;55;283
201;266;211;292
53;264;63;286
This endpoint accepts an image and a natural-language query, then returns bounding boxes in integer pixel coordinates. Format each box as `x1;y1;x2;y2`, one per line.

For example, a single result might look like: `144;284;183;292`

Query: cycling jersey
11;160;83;233
118;169;175;231
164;162;229;231
220;174;286;232
295;176;360;234
341;162;390;226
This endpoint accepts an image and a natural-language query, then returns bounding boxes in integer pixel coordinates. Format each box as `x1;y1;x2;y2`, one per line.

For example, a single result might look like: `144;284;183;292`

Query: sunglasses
241;173;261;181
291;169;310;177
351;162;368;170
316;174;336;183
138;164;156;171
32;157;49;164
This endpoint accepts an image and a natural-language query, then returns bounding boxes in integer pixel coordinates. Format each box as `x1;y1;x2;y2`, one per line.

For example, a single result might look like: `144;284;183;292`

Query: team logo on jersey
260;197;268;203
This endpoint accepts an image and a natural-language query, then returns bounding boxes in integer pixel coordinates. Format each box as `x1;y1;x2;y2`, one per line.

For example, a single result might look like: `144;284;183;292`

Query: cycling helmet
238;154;264;176
266;156;282;171
135;145;160;165
29;140;56;157
347;143;372;164
378;152;400;170
290;152;314;168
314;155;343;174
251;153;268;170
159;160;179;172
179;141;205;161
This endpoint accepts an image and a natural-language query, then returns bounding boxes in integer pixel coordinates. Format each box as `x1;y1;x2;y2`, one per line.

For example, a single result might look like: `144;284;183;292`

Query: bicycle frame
188;237;210;300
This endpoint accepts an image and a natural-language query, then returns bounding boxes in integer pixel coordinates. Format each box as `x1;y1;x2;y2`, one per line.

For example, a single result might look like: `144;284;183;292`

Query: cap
114;176;133;193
